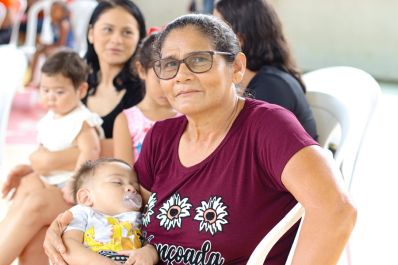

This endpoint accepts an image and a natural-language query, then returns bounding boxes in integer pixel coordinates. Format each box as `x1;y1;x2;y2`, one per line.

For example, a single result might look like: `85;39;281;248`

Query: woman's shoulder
152;115;186;131
242;98;299;126
250;65;302;91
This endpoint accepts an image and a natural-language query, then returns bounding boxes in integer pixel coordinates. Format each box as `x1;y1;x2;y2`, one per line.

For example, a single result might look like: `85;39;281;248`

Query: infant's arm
75;122;101;170
118;244;159;265
63;122;100;203
62;230;116;265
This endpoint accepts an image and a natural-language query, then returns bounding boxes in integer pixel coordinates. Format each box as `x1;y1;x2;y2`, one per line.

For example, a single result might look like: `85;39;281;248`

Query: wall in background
273;0;398;82
134;0;397;82
134;0;190;28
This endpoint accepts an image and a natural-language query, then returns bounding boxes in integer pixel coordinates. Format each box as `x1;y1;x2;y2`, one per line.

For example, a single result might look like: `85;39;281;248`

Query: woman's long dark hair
85;0;146;95
215;0;306;91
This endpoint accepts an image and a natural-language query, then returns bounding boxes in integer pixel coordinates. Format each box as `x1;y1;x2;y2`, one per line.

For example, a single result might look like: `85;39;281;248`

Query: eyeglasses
153;51;235;80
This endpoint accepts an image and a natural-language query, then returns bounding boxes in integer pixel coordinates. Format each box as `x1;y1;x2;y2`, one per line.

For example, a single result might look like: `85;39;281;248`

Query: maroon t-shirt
135;98;317;265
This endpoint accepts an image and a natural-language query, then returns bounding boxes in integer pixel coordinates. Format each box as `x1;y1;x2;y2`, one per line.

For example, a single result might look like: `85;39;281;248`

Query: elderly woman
44;14;356;265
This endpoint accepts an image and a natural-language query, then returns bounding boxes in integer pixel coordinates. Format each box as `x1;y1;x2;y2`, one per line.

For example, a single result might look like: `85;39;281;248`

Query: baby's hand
118;245;158;265
62;182;75;204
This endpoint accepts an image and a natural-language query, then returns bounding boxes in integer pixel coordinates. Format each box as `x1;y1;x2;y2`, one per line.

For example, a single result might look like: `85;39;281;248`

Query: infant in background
37;49;103;202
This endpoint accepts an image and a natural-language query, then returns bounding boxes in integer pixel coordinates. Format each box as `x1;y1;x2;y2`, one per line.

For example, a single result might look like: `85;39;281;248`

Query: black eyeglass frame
152;50;235;80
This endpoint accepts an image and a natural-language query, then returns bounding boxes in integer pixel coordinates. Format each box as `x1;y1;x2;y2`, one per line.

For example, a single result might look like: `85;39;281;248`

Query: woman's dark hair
155;14;240;63
41;49;89;88
85;0;146;95
215;0;306;91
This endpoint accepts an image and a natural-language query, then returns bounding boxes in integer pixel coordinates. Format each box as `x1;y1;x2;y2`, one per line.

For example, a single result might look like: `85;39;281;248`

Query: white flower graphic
156;193;192;230
194;196;228;235
142;193;157;227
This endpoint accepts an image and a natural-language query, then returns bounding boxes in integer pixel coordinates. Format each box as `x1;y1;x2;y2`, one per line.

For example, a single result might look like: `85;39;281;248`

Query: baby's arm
118;244;159;265
62;230;116;265
63;122;100;203
113;112;135;165
56;19;71;46
75;122;101;170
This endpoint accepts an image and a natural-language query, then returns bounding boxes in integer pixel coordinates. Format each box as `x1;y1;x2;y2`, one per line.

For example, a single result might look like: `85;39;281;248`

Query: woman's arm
43;211;73;265
113;112;135;165
55;20;71;46
63;230;116;265
282;145;357;265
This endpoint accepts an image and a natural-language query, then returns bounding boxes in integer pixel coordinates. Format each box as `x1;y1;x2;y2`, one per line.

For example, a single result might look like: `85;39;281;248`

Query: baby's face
39;73;81;117
88;162;141;216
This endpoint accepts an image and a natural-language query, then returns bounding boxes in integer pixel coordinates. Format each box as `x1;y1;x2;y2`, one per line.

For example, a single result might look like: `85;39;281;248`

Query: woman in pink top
113;32;179;165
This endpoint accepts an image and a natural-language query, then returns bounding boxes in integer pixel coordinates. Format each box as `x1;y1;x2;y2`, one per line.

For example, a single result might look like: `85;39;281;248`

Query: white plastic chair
68;0;97;56
0;2;6;27
0;44;28;167
20;0;58;57
304;66;381;189
246;66;380;265
9;0;28;46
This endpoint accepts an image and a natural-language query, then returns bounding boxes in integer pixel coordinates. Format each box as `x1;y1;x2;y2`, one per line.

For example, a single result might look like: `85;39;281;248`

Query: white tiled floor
1;83;397;265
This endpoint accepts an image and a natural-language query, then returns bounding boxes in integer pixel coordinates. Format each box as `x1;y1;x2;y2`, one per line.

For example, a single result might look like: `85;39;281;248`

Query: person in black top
83;0;146;139
214;0;318;140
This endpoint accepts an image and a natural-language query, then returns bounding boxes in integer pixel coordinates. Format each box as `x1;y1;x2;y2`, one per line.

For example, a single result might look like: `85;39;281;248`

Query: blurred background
1;0;397;264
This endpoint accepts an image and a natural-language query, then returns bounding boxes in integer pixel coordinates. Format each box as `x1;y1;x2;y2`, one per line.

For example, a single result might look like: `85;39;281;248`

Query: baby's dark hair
41;50;89;88
134;32;159;72
72;158;134;203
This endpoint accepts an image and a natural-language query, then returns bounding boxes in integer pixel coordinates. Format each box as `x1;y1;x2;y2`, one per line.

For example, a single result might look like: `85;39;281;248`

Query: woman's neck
137;97;177;122
185;94;242;144
239;68;257;92
97;63;123;91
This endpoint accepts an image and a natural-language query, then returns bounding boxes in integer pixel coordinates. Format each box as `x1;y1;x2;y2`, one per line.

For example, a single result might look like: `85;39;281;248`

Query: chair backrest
246;203;304;265
0;44;28;166
9;0;28;46
246;66;380;265
0;2;6;27
68;0;97;56
303;66;380;188
20;0;57;56
306;90;350;167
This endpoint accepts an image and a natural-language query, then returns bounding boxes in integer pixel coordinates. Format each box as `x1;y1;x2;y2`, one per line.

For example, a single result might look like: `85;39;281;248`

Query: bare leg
0;174;70;265
19;227;49;265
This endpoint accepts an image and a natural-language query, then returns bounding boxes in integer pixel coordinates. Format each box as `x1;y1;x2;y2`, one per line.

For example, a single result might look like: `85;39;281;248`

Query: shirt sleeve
64;205;90;233
257;107;318;191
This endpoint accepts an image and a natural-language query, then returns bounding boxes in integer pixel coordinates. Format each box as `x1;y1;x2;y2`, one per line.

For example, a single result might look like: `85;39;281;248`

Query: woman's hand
43;210;73;265
118;244;159;265
1;164;33;199
62;182;75;205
